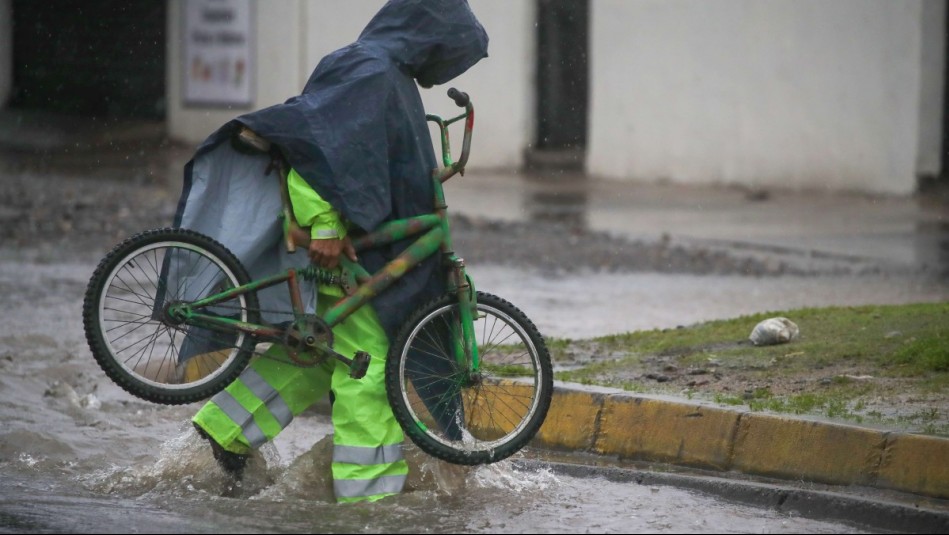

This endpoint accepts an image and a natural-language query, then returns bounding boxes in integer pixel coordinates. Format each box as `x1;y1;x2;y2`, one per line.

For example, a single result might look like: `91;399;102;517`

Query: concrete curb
531;382;949;500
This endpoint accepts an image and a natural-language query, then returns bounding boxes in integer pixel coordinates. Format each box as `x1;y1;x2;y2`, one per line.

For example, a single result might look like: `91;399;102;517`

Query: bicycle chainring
283;314;334;367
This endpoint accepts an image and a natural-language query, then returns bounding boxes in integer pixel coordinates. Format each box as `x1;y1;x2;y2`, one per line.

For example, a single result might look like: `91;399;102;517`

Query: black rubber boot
193;422;249;479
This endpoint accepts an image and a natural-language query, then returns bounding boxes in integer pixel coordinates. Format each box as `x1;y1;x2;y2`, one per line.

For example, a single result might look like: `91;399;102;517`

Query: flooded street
2;454;872;534
2;128;947;532
3;0;949;524
0;247;921;534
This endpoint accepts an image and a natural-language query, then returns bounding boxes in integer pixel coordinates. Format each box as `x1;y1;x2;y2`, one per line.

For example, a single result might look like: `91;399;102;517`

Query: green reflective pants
192;299;407;503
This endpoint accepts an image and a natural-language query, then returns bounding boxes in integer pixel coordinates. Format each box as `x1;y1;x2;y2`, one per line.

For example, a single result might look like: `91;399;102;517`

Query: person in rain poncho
177;0;488;503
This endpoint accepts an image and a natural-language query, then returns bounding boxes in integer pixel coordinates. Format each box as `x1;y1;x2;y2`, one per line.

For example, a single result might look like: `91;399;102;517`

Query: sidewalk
446;168;949;276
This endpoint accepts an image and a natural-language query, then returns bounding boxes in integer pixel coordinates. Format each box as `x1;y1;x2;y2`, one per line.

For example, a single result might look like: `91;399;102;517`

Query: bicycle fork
448;257;481;383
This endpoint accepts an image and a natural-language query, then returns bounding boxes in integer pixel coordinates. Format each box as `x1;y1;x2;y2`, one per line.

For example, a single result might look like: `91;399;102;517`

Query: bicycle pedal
349;351;371;379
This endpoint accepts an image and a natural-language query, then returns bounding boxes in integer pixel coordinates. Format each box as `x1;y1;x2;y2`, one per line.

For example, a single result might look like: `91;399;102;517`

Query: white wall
301;1;382;89
587;0;936;195
167;0;533;170
419;0;534;170
167;0;305;142
0;0;12;108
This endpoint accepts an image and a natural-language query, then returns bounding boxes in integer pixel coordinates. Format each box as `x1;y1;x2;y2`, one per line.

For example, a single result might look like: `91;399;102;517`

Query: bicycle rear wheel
386;291;553;465
82;228;259;404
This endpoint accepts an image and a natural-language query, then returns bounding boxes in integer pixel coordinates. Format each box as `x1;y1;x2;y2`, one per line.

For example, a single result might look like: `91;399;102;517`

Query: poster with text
183;0;254;107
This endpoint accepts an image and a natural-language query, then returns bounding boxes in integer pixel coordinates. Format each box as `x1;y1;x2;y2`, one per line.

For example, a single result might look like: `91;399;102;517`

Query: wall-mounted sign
182;0;254;107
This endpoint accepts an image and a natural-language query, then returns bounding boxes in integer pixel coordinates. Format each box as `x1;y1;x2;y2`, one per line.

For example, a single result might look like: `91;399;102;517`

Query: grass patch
889;334;949;373
586;303;949;379
555;302;949;435
484;364;534;377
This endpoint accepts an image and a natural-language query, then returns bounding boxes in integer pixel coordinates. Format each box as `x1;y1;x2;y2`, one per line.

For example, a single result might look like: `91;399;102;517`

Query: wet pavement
2;108;949;532
3;106;948;279
447;169;949;278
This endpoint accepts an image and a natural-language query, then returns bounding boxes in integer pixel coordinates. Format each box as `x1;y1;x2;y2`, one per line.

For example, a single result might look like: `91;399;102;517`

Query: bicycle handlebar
447;88;470;108
430;87;474;183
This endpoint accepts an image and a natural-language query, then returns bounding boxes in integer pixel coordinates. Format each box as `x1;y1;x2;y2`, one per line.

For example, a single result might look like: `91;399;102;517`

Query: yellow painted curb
594;395;739;470
534;389;605;451
528;384;949;500
731;413;884;486
878;433;949;499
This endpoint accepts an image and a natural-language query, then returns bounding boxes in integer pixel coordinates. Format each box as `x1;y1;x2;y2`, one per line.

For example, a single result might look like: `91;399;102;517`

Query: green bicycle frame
169;91;480;374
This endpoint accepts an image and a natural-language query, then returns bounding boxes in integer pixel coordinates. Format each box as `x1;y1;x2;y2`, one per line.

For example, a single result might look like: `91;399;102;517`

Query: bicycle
82;89;553;466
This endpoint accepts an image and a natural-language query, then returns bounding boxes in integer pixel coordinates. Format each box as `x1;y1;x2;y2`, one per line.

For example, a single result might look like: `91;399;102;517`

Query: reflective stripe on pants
192;299;406;502
328;301;407;501
193;346;333;454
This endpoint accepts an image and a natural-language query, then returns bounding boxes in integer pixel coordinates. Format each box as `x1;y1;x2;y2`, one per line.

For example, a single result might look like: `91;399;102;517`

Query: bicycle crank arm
285;335;372;379
340;351;371;380
287;338;370;379
299;336;371;379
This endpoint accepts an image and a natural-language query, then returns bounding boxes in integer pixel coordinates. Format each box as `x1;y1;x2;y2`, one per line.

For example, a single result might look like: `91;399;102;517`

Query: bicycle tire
386;291;553;465
82;228;259;404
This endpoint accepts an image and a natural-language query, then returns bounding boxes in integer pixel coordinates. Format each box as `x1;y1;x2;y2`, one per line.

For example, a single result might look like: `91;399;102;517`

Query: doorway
527;0;589;172
11;0;166;118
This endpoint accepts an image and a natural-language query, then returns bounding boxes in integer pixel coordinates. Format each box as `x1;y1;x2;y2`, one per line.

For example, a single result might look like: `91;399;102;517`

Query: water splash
79;424;280;499
255;435;335;503
403;441;471;496
258;436;475;501
16;452;41;468
467;453;560;493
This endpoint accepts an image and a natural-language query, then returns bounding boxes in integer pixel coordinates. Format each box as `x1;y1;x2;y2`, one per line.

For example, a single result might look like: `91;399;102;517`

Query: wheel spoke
390;292;552;465
85;229;258;404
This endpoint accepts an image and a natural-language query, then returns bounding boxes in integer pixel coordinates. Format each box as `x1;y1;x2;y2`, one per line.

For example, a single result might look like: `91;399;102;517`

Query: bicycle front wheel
82;228;259;404
386;291;553;465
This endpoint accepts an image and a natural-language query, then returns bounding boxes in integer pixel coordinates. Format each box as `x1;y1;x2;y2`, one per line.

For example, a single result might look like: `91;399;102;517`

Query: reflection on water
915;221;949;277
522;173;588;231
525;189;588;231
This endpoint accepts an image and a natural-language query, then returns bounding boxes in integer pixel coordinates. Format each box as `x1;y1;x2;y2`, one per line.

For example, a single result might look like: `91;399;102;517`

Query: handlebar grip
447;88;470;107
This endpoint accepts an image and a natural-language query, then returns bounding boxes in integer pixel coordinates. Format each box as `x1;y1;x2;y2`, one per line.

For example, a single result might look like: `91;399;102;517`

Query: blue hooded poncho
173;0;489;339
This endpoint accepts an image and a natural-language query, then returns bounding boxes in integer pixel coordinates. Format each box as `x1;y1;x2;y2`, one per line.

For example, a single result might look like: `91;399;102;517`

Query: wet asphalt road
2;119;948;533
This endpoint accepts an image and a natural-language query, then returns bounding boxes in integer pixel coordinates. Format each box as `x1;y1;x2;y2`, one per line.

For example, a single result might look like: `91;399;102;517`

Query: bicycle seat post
272;154;299;254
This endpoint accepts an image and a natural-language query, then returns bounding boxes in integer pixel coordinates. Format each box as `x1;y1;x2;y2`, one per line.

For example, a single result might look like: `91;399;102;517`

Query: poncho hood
355;0;489;87
174;0;488;340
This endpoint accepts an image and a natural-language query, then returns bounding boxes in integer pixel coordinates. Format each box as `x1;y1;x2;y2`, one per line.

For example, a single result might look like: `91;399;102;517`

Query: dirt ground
551;333;949;436
2;136;946;436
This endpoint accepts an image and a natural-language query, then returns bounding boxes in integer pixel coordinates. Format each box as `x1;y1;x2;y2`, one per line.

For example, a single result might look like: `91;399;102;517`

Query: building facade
1;0;945;195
